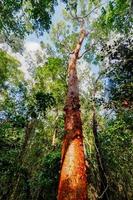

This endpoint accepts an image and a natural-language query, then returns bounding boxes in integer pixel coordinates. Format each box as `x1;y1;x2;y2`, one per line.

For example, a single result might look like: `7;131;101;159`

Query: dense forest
0;0;133;200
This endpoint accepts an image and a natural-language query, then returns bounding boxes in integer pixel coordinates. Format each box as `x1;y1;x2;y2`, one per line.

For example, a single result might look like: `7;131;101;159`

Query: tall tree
58;29;88;200
56;1;108;199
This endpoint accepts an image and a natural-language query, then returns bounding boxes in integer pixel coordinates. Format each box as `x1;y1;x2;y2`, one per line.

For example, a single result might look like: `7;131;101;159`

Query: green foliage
92;0;132;38
0;122;23;199
0;50;23;87
99;115;133;199
102;36;133;110
35;57;67;105
35;91;56;114
50;21;79;58
0;0;58;39
0;53;65;199
30;151;61;200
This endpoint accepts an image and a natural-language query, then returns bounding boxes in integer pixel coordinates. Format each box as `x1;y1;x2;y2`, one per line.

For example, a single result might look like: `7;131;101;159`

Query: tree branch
81;3;106;19
78;48;90;59
60;42;74;55
78;42;96;59
69;2;106;22
94;142;109;200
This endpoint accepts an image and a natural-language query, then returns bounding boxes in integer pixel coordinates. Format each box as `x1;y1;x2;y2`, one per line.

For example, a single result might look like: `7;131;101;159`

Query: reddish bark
58;30;88;200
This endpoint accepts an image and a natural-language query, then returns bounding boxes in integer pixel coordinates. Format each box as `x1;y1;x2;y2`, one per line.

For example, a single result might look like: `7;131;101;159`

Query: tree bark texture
58;30;88;200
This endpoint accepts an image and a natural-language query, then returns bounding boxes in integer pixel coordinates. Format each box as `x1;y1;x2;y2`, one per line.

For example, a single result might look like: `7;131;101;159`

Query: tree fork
58;29;88;200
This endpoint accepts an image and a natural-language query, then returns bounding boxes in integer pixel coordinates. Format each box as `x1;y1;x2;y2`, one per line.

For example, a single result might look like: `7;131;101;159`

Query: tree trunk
58;29;88;200
92;109;108;200
19;118;36;162
9;118;36;200
52;109;59;148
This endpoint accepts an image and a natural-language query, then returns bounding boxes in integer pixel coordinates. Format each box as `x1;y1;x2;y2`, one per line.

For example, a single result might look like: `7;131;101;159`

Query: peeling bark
58;30;88;200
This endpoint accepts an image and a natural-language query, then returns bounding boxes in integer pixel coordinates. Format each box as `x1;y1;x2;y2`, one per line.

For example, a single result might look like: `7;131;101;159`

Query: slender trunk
18;118;36;162
92;109;108;200
52;131;56;146
58;29;88;200
9;118;36;200
52;109;59;148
